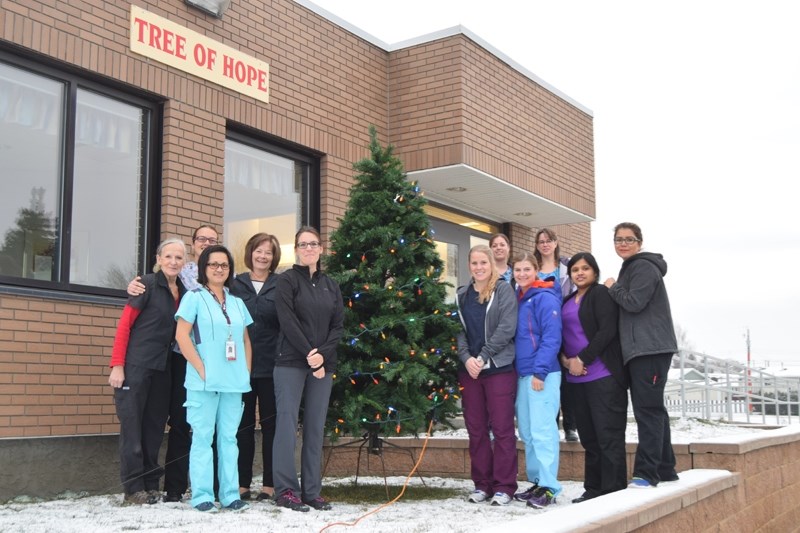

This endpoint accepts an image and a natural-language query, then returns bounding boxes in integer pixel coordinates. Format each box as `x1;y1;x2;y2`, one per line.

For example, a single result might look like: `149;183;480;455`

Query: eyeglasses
207;262;230;271
537;239;555;246
194;236;218;245
297;241;321;250
614;237;641;245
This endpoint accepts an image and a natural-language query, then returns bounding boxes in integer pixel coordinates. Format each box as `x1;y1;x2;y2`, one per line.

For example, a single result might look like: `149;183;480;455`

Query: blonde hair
469;245;499;304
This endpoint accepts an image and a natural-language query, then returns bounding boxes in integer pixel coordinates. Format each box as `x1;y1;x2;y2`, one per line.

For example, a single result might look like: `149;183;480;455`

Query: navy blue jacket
231;272;280;379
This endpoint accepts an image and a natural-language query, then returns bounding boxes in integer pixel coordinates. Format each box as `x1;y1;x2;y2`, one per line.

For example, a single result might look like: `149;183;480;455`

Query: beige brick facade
0;0;594;438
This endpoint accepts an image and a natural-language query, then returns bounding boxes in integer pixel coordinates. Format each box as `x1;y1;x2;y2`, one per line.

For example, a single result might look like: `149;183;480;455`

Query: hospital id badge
225;339;237;361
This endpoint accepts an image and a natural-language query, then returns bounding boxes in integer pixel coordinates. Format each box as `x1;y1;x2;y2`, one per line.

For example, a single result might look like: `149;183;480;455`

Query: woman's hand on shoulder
603;277;615;288
127;276;146;296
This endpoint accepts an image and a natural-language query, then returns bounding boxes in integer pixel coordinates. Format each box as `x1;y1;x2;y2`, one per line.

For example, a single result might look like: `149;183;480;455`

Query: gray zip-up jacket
608;251;677;364
456;280;518;370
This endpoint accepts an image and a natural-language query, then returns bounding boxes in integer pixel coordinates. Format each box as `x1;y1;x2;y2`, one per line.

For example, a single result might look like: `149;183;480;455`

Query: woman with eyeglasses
126;224;219;502
230;233;281;502
604;222;678;489
109;237;186;505
175;245;253;512
534;228;578;442
272;226;344;512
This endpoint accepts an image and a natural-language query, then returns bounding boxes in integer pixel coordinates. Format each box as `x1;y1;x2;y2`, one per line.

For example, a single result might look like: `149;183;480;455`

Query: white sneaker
467;489;489;503
490;492;512;506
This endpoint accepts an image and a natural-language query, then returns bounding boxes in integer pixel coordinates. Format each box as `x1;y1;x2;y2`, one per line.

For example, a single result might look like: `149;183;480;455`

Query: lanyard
205;286;231;325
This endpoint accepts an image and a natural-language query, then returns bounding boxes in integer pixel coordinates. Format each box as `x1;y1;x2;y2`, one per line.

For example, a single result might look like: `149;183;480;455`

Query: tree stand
322;430;427;498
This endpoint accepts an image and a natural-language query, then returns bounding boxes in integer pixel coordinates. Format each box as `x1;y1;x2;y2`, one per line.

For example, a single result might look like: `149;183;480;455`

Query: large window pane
0;63;63;281
70;90;143;288
224;138;305;272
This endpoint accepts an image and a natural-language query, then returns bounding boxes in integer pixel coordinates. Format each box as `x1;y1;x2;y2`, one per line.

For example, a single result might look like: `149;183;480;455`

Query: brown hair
614;222;643;242
294;225;322;248
192;224;218;241
244;233;281;273
489;233;510;248
511;251;539;271
533;228;561;266
469;245;499;304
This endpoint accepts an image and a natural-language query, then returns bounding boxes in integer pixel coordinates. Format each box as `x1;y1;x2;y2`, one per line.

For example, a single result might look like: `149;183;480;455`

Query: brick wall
0;0;594;438
0;294;120;437
322;427;800;532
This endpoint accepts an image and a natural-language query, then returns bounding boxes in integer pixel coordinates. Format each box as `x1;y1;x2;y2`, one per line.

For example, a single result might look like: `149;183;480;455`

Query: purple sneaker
303;496;332;510
513;482;540;502
275;490;309;512
526;487;556;508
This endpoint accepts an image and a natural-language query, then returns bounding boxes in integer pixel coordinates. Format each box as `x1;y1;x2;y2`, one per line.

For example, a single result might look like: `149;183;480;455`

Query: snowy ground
0;418;764;533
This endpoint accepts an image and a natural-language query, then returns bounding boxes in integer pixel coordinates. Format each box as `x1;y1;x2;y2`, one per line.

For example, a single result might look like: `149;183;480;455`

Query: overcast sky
304;0;800;365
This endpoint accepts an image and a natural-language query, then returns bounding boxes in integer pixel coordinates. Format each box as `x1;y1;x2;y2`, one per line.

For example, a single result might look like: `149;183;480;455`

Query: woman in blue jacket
231;232;281;501
456;245;518;506
512;251;562;508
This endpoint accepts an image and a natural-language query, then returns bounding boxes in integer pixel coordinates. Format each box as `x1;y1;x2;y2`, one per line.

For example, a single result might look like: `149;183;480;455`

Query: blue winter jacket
514;280;562;380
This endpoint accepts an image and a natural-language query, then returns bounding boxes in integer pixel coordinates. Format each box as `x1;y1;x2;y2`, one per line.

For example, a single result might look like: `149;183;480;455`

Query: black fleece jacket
274;264;344;373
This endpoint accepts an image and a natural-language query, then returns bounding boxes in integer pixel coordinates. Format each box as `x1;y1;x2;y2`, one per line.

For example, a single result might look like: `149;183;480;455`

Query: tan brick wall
0;294;120;437
387;34;594;253
0;0;594;437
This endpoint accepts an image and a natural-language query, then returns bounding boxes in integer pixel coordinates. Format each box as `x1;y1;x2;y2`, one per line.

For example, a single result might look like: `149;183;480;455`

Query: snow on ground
0;418;770;533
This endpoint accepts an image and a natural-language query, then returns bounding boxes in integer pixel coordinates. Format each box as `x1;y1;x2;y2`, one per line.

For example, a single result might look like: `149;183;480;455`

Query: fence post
725;361;733;422
704;355;711;420
680;351;686;418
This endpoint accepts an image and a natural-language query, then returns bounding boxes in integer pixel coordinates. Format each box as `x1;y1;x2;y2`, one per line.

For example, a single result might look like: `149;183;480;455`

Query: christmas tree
325;126;462;440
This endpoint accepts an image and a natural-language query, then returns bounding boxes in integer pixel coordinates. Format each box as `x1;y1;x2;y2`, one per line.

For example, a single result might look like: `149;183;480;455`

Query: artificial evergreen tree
325;126;462;441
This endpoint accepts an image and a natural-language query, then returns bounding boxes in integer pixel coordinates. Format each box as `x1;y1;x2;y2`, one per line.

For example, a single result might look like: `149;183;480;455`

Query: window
224;131;318;273
0;55;158;294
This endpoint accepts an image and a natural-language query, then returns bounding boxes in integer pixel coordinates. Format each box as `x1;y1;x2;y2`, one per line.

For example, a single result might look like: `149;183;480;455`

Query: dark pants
114;362;170;494
558;370;577;432
570;376;628;497
163;351;191;496
272;366;332;501
628;353;677;485
238;377;277;489
459;369;518;497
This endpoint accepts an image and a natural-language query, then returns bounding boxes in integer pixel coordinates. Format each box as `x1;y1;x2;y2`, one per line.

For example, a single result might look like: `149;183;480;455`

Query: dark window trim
226;123;321;230
0;47;164;298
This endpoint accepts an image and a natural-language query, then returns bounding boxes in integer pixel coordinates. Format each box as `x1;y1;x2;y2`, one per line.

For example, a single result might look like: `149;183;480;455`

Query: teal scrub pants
185;389;244;507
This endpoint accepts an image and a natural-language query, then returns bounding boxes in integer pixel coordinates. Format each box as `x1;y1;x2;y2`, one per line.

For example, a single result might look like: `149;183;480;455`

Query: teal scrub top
175;287;253;393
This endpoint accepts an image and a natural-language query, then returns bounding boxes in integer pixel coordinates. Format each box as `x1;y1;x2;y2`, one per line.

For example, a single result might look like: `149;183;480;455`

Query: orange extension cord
319;419;435;532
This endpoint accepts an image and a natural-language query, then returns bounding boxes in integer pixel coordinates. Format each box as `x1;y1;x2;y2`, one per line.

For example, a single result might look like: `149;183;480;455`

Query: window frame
225;124;321;233
0;48;163;298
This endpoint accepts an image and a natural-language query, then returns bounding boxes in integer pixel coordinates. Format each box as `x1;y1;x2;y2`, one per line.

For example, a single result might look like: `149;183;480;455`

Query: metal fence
644;350;800;425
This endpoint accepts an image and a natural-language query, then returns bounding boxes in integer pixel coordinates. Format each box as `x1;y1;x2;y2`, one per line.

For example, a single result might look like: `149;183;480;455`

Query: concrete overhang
407;164;594;229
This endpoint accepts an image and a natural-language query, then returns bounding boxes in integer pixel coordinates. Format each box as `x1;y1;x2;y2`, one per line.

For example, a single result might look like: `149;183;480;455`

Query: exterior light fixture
185;0;231;18
513;211;532;217
445;186;467;192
